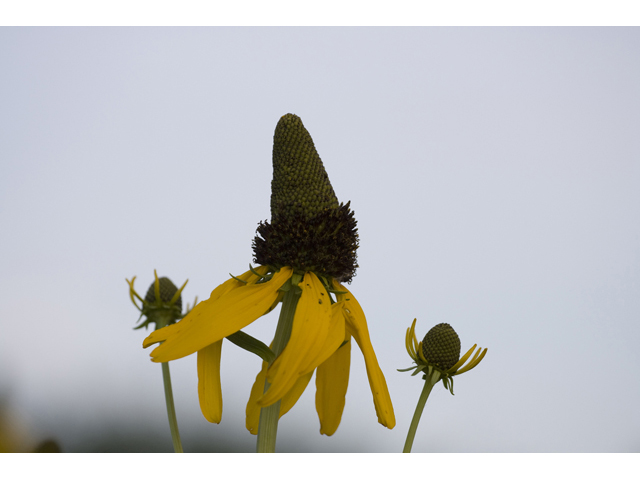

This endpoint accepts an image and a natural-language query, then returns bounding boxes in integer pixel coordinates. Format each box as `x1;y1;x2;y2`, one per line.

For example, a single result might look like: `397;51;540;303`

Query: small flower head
400;319;487;394
127;270;191;330
421;323;461;371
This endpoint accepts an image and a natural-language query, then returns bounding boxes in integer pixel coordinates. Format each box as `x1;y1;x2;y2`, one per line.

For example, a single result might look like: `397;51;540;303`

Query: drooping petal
144;267;292;363
259;272;334;407
143;266;270;348
209;265;271;300
197;340;223;423
246;359;313;434
298;299;345;376
281;371;314;418
334;279;396;430
246;361;268;434
316;335;351;436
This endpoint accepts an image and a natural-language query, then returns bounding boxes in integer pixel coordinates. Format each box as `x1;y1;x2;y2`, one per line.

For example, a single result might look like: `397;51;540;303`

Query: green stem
227;330;275;364
161;361;184;453
256;276;301;453
403;376;437;453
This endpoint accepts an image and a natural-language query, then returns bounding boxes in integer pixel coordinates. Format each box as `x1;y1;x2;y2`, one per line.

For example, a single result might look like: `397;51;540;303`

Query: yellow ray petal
448;344;477;374
411;320;420;359
454;345;481;375
145;267;292;363
246;359;313;435
209;265;271;300
406;319;418;360
246;361;268;435
457;345;481;374
127;277;143;310
316;335;351;436
197;340;223;424
455;347;487;375
298;299;345;376
417;341;428;364
405;325;412;358
259;272;333;406
281;371;313;417
143;266;270;349
334;279;396;430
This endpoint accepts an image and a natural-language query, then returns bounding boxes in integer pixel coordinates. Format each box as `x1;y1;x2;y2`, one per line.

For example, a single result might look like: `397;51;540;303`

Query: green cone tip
422;323;461;371
271;113;339;220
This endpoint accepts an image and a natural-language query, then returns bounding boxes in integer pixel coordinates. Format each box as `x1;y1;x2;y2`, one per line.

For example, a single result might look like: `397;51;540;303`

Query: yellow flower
143;266;395;434
401;319;487;394
143;114;395;435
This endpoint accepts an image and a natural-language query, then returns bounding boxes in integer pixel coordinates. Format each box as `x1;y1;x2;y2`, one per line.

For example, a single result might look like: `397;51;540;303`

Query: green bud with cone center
145;277;183;310
422;323;461;371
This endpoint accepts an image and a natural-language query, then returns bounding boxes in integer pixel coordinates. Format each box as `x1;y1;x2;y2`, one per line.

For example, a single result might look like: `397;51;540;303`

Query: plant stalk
403;377;436;453
161;361;184;453
256;277;301;453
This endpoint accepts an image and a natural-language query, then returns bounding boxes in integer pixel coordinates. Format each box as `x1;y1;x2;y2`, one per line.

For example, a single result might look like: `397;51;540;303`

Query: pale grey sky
1;27;639;452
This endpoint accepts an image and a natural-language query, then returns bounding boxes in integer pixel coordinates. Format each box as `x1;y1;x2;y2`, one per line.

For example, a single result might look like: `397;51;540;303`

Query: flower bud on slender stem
128;273;188;453
399;319;487;453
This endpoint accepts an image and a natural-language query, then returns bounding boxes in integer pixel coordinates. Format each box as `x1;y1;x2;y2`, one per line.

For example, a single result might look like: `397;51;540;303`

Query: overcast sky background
1;27;639;453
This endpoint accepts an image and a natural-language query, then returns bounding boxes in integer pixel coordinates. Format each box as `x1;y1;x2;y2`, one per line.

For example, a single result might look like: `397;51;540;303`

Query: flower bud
128;273;187;331
421;323;461;371
145;277;183;311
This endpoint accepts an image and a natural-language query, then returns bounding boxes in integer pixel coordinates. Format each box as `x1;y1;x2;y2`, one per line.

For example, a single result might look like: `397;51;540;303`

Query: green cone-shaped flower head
253;114;359;282
421;323;461;371
145;277;182;311
270;113;339;221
